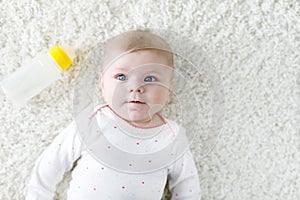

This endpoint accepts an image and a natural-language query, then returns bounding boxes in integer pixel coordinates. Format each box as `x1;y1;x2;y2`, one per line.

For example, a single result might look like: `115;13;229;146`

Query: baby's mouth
129;100;145;104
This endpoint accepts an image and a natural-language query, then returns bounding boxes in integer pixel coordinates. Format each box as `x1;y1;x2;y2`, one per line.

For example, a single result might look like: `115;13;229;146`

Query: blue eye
115;74;127;81
144;76;156;82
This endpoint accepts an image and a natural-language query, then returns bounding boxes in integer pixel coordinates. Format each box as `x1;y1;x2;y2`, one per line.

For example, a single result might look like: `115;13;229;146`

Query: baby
26;30;201;199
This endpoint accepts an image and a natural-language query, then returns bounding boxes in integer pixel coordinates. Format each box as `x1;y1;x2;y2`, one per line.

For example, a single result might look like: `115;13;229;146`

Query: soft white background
0;0;299;199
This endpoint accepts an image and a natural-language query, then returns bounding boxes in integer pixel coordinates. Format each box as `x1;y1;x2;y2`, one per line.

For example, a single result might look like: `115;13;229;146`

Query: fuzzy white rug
0;0;299;200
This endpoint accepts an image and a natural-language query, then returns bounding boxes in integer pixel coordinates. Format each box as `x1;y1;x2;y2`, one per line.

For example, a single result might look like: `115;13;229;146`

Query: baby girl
26;30;201;199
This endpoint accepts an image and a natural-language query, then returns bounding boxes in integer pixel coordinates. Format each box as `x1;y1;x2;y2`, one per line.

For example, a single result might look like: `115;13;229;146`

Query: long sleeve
168;150;201;200
26;121;82;200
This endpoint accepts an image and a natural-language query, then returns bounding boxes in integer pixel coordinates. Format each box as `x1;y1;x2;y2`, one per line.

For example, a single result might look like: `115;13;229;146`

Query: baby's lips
129;100;145;104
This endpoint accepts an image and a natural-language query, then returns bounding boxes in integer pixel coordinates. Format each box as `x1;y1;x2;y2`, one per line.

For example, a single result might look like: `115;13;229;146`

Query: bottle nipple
48;45;75;71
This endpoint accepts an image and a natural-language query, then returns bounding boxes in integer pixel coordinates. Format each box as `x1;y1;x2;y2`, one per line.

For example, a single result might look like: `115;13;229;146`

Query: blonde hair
102;30;173;70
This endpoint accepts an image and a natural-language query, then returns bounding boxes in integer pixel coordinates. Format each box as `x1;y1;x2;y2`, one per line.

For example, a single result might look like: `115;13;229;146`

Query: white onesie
26;105;201;200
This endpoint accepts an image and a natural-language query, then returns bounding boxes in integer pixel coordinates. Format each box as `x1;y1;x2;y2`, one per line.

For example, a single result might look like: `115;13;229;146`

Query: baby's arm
168;149;201;200
26;121;82;200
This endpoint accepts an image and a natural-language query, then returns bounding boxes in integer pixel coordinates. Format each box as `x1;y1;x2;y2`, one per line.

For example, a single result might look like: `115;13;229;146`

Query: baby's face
101;50;173;126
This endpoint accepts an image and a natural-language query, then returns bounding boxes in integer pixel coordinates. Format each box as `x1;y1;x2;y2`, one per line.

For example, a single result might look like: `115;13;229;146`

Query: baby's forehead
111;63;172;72
103;50;173;72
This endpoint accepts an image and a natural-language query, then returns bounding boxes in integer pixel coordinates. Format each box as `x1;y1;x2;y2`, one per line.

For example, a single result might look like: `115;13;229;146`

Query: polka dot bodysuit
26;105;201;200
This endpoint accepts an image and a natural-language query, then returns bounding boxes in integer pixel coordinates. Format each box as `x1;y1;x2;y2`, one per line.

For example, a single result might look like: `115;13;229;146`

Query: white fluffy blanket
0;0;299;199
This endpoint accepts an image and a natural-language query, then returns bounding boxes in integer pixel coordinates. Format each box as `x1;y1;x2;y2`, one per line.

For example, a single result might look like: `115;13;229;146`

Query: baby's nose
129;84;145;93
127;77;145;93
129;83;145;93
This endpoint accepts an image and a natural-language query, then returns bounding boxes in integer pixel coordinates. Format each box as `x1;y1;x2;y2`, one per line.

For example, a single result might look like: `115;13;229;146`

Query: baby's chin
109;103;165;127
115;110;161;127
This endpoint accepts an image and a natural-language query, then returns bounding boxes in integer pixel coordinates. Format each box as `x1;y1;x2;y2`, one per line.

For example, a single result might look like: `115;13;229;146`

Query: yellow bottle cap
48;46;74;71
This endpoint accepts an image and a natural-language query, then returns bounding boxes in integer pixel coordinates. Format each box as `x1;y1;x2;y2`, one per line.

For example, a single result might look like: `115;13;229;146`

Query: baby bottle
1;45;75;106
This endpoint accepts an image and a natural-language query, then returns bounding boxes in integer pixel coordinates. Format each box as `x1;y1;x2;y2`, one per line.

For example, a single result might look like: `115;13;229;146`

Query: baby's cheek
103;89;116;105
152;89;170;104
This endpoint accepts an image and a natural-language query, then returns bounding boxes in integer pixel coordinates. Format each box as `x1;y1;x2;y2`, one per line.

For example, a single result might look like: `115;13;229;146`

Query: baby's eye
144;75;157;82
115;74;127;81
